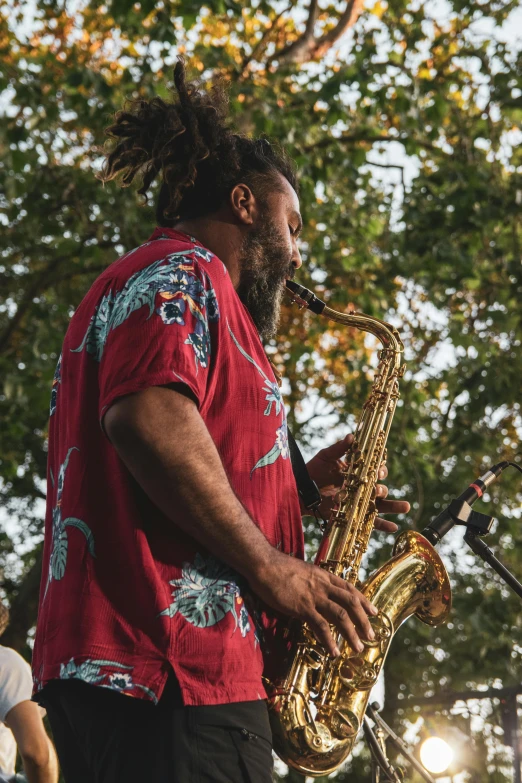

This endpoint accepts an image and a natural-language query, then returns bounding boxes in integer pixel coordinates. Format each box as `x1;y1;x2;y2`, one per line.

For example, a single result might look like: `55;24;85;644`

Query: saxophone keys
330;708;360;739
303;723;335;753
366;611;393;646
338;656;378;690
304;647;324;669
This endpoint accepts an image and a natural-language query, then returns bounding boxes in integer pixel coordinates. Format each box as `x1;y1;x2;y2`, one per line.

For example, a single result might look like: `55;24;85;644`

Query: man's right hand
249;552;378;657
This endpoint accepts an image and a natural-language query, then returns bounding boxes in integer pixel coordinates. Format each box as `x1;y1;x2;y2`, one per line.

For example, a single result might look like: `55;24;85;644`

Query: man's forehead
283;179;300;210
272;171;300;208
266;173;302;227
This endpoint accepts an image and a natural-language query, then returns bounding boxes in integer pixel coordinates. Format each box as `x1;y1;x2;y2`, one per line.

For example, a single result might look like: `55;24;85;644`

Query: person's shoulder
106;234;227;284
0;645;32;699
111;239;231;305
0;646;33;724
0;646;31;676
71;234;231;332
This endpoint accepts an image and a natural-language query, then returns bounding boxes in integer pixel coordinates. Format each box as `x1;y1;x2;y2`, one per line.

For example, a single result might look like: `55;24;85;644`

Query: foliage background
1;0;521;779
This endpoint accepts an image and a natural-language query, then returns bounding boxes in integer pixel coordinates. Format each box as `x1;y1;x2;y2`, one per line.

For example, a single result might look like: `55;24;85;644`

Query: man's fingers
374;517;399;533
320;434;354;462
326;588;375;646
327;588;375;637
378;463;388;480
376;499;410;515
317;600;363;652
376;484;389;499
307;611;339;657
328;573;378;615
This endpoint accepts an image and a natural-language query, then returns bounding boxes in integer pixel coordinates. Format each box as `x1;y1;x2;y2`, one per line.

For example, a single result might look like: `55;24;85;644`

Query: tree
1;0;521;778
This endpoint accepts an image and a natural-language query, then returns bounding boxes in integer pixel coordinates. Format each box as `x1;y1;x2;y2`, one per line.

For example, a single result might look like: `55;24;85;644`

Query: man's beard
236;217;295;341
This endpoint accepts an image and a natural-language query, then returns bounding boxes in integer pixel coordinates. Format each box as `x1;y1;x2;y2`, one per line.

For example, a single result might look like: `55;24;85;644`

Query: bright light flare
420;736;454;774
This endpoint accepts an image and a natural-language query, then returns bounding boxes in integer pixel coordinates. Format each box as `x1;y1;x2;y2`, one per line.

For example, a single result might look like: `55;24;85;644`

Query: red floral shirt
32;227;304;707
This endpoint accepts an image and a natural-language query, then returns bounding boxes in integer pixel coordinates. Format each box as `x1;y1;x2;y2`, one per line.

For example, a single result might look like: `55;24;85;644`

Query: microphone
422;462;511;545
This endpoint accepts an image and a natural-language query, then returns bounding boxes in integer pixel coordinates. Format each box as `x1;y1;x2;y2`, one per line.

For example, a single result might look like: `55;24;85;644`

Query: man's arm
104;385;378;656
5;701;58;783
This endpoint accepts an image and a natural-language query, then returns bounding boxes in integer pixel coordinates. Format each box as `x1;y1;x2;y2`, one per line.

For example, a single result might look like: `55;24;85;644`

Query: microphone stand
363;702;436;783
449;508;522;783
464;530;522;599
442;500;522;600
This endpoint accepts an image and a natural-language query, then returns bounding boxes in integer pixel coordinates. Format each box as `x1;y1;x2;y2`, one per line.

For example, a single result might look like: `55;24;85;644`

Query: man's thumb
322;433;354;460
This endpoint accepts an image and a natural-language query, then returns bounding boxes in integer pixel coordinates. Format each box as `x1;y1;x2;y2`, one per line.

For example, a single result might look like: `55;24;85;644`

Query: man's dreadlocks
98;57;298;225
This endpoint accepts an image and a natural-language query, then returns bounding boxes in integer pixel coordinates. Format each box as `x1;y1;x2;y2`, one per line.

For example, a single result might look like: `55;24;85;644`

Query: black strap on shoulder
287;427;322;513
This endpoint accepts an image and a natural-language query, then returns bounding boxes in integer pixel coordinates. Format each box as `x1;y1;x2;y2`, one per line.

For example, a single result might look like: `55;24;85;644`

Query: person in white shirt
0;602;58;783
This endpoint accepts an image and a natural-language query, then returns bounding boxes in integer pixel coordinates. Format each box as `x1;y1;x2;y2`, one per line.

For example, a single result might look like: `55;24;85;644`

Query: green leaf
51;531;68;581
250;443;281;475
63;517;96;557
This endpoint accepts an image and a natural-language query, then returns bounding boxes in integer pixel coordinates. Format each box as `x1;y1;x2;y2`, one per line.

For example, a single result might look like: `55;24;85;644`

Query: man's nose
292;249;302;270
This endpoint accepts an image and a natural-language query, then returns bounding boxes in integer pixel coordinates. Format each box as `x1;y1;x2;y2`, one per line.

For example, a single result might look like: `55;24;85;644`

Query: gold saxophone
265;281;451;777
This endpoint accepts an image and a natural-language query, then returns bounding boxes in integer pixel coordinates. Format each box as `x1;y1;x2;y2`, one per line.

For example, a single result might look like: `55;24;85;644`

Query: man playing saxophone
32;59;409;783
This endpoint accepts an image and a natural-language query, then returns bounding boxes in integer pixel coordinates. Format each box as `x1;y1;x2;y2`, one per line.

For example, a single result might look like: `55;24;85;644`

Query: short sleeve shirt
32;227;304;707
0;645;33;776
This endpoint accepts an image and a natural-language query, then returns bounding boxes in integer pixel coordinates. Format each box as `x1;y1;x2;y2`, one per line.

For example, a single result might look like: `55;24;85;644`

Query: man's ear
229;182;257;227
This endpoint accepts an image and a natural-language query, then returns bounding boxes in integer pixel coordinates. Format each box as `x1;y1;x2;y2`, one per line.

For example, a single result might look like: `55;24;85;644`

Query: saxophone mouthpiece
285;280;326;315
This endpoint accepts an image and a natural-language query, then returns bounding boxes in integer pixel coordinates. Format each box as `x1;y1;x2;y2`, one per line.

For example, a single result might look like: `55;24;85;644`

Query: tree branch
270;0;363;66
0;253;70;355
0;239;114;355
271;0;319;65
312;0;364;61
303;131;443;154
234;3;293;81
364;161;404;171
364;160;406;194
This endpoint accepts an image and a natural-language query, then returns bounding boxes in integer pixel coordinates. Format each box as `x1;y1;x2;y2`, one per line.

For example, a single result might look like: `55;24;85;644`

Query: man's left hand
305;434;410;533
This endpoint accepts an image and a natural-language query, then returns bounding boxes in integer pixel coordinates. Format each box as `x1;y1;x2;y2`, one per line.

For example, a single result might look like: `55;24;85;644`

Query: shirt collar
147;227;202;245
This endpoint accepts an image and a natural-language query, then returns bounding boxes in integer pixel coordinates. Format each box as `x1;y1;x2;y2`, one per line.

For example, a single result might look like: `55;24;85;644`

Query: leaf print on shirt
193;246;214;264
188;238;227;273
158;553;252;637
157;263;219;370
71;252;219;368
227;321;282;416
49;352;62;416
59;657;130;685
58;658;159;703
251;420;290;477
44;447;95;600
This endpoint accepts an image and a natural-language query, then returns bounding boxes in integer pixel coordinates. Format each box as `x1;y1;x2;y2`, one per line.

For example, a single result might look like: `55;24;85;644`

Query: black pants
39;675;274;782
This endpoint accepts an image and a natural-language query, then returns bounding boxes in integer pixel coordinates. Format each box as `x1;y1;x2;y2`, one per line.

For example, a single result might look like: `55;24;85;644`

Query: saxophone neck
285;280;404;355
